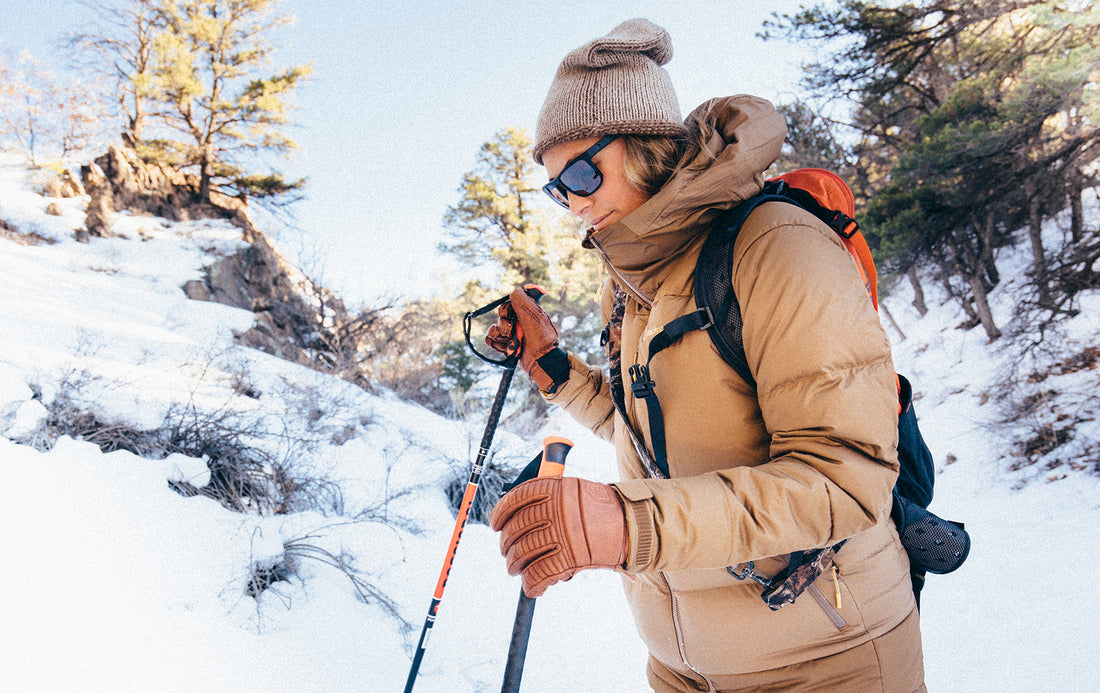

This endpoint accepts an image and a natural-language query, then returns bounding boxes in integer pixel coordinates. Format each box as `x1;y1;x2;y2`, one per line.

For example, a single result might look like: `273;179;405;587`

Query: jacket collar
582;95;787;305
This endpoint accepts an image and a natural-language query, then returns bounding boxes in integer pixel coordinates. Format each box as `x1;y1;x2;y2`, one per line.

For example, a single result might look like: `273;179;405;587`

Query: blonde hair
620;133;700;196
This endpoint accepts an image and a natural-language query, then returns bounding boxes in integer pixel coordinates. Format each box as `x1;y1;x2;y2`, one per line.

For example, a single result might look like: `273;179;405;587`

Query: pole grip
523;284;548;302
464;284;547;367
537;436;571;478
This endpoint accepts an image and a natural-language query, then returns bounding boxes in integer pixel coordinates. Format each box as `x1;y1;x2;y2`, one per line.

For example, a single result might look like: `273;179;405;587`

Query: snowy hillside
0;155;1098;693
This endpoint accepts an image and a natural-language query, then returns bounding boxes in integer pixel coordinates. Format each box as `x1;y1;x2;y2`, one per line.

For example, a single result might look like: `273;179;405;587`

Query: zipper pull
832;565;842;609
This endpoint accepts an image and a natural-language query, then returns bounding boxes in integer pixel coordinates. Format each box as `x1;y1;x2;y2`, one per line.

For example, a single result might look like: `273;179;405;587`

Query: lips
589;212;613;230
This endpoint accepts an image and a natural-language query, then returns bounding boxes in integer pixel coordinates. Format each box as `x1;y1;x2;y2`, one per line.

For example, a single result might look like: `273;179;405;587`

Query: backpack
626;168;970;609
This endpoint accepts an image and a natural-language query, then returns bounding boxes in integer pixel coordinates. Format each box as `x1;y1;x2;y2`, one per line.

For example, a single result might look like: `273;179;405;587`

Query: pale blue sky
2;1;816;305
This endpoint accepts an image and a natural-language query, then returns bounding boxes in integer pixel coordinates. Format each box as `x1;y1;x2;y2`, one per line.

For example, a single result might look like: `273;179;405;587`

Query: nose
567;192;593;217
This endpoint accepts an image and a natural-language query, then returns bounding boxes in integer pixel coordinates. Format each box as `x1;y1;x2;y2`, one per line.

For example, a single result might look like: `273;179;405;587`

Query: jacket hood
583;94;787;303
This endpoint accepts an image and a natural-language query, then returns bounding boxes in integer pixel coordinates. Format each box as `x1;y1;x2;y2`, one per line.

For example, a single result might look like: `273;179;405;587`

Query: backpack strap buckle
628;363;655;398
696;306;714;332
727;562;775;589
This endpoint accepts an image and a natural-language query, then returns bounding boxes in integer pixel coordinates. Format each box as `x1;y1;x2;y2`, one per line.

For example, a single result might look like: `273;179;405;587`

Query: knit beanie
533;18;687;164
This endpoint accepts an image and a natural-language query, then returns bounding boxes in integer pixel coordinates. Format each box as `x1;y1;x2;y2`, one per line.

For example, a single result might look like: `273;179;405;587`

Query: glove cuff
532;347;570;393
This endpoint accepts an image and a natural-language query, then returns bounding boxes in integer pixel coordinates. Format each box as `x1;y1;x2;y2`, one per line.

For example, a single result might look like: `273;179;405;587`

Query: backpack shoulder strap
629;308;714;479
693;189;792;388
693;176;879;387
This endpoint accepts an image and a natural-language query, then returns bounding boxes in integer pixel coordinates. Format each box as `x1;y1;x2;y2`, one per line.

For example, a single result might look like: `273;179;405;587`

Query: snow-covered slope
0;156;1097;692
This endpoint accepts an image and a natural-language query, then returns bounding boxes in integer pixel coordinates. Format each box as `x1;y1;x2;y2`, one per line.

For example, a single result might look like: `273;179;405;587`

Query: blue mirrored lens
559;160;601;194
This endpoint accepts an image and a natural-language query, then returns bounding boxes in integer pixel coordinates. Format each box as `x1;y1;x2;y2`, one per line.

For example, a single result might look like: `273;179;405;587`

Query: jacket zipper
661;571;717;692
585;233;652;307
590;242;704;690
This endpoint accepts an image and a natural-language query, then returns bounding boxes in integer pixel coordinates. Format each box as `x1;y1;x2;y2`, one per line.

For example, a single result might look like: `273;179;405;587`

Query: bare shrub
996;345;1100;477
26;349;354;515
296;276;393;390
284;533;411;629
1008;227;1100;354
246;555;294;598
19;354;140;452
160;398;284;513
359;300;452;408
444;452;526;526
37;395;159;454
244;527;413;634
159;388;358;516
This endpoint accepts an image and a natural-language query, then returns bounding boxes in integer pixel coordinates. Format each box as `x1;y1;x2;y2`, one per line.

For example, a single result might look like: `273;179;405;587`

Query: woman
487;18;924;692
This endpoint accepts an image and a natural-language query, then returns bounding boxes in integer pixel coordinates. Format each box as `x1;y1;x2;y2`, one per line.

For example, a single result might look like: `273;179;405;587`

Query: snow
0;154;1098;692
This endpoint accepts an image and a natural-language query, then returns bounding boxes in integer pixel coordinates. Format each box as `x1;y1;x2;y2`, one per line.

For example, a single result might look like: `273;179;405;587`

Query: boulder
80;162;114;239
181;279;212;301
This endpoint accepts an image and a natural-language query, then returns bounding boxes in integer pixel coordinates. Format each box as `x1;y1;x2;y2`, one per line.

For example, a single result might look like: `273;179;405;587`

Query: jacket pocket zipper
808;582;847;629
661;571;717;693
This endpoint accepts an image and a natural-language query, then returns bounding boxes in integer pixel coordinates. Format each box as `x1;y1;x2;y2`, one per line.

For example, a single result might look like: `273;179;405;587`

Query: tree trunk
879;300;906;342
941;237;982;330
1026;179;1047;296
132;97;145;143
1070;168;1084;244
967;271;1001;342
981;210;999;289
938;265;980;328
199;143;213;203
199;168;211;204
907;265;928;316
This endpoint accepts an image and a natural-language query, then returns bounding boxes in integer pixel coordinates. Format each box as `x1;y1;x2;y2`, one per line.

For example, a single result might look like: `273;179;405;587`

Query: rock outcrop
80;145;360;382
78;161;114;241
80;146;254;240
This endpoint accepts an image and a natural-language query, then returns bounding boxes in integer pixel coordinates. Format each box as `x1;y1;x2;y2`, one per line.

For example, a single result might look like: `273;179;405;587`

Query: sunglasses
542;135;617;209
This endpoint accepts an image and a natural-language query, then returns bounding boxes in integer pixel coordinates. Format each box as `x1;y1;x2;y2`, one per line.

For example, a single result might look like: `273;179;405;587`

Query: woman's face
542;137;651;232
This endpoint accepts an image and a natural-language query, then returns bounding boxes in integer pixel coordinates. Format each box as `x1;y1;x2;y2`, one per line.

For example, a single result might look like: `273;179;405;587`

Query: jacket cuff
610;481;658;572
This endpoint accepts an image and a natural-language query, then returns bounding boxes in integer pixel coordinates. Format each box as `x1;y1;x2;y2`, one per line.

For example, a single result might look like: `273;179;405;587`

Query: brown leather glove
485;287;569;393
489;476;628;597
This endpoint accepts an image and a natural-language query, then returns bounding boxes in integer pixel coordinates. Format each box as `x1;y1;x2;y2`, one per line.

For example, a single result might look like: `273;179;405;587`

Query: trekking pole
500;437;573;693
403;285;547;693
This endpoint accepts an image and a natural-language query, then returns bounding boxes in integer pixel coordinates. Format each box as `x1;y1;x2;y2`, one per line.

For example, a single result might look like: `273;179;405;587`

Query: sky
0;0;818;306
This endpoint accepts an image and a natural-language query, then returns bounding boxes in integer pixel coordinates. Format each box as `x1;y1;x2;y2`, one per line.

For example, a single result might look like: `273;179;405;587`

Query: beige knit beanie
533;18;687;164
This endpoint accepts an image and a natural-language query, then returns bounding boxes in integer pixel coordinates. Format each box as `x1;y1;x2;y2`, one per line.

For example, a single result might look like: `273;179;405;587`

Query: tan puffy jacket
545;95;915;683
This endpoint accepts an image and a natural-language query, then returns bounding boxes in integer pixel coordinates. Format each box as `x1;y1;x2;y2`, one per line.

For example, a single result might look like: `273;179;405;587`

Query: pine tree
442;127;548;286
767;0;1100;341
147;0;310;202
441;127;605;357
437;128;605;416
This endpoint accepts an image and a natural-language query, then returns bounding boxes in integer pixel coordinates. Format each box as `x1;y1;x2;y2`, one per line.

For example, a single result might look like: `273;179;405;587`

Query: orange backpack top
770;168;879;309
